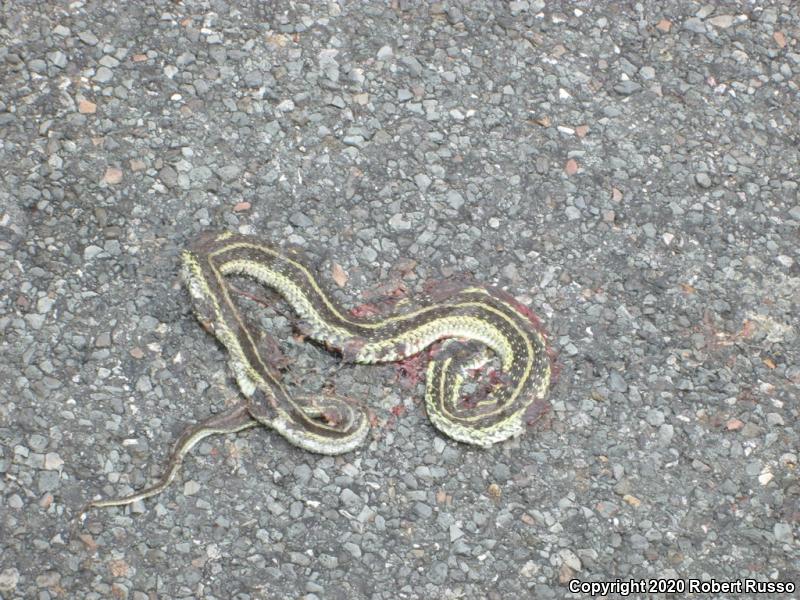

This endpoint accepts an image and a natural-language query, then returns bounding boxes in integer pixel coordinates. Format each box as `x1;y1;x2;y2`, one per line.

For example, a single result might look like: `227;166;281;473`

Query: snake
88;231;551;508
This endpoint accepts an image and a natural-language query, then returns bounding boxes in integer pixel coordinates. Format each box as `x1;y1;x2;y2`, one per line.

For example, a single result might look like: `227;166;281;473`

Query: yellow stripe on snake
89;231;551;508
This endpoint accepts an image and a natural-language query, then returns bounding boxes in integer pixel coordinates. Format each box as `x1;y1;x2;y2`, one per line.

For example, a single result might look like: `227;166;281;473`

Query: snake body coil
90;231;550;508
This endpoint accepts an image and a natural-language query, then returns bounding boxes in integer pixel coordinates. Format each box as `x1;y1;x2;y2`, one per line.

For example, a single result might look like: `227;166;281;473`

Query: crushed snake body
89;231;550;508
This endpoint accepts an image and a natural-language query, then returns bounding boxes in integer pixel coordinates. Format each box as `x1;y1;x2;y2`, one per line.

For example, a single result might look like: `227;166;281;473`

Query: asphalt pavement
0;2;798;598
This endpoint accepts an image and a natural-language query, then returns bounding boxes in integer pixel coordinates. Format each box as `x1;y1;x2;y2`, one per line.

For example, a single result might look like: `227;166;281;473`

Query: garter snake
89;231;550;508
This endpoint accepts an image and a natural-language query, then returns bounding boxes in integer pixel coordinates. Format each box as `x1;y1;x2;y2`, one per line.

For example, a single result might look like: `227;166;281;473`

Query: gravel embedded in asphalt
1;2;798;598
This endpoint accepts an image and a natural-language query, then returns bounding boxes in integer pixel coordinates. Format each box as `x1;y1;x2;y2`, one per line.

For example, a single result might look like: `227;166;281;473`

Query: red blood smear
395;352;427;389
350;303;381;318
